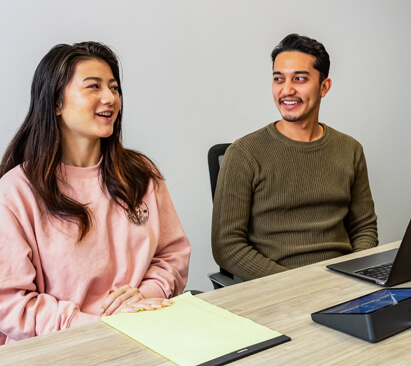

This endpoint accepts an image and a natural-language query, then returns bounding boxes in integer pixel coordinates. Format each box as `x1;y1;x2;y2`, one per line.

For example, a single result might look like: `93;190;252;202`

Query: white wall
1;0;410;292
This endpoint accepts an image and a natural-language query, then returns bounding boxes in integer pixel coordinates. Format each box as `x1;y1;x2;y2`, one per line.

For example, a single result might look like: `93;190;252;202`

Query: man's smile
280;97;302;109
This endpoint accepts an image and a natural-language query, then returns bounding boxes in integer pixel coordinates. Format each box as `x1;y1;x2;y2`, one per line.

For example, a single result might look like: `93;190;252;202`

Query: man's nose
282;80;296;96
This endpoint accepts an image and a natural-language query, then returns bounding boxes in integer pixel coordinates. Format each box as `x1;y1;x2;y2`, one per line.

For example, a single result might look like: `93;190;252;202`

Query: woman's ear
56;104;62;116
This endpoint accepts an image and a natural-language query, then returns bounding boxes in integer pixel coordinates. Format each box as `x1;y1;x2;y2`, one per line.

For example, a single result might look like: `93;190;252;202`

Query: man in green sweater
212;34;378;281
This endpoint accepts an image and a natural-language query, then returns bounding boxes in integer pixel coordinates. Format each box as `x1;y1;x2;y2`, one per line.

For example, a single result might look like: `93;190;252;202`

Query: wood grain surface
1;241;409;366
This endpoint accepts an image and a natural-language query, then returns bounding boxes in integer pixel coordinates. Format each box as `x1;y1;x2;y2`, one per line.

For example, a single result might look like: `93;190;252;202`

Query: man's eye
273;77;283;83
295;77;306;82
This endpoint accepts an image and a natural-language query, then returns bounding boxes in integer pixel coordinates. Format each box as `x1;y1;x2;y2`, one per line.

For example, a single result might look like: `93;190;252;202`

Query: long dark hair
0;41;162;240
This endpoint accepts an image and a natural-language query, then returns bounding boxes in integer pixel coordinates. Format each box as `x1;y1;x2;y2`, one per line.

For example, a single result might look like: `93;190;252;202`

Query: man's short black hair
271;33;330;82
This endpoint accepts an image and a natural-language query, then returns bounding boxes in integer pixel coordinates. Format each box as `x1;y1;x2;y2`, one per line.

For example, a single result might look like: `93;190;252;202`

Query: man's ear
320;77;332;98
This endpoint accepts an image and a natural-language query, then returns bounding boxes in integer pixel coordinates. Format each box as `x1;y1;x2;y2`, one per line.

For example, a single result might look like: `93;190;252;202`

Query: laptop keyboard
354;263;393;281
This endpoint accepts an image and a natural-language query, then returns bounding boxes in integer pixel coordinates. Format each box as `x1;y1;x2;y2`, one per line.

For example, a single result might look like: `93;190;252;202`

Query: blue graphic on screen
321;289;411;314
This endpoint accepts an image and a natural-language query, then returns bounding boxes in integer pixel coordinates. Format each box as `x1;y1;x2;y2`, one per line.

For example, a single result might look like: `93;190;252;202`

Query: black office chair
207;143;243;289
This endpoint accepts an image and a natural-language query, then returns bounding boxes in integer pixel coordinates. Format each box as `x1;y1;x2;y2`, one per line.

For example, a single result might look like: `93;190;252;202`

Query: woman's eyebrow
83;76;117;83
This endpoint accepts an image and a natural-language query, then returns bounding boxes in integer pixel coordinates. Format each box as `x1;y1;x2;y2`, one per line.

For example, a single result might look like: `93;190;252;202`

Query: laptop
327;219;411;286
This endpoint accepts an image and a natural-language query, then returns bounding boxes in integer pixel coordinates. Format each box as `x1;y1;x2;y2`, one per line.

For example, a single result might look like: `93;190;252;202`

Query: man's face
272;51;331;124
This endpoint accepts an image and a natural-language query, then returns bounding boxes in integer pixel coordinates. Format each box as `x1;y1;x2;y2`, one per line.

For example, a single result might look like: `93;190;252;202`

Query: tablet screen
320;288;411;314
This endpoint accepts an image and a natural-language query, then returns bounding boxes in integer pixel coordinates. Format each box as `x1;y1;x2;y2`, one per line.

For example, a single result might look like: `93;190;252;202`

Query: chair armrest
208;272;243;289
184;290;203;295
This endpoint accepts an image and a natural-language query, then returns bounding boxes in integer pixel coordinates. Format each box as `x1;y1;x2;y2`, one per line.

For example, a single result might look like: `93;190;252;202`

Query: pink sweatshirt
0;162;190;344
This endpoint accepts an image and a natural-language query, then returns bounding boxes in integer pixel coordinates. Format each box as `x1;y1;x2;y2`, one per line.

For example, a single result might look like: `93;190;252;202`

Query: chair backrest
208;143;234;279
208;143;231;201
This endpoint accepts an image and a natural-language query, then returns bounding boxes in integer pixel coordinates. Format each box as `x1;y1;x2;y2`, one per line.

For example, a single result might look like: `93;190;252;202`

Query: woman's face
57;58;121;145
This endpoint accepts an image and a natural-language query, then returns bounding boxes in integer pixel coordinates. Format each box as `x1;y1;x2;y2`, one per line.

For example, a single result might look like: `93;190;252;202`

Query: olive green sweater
212;122;378;281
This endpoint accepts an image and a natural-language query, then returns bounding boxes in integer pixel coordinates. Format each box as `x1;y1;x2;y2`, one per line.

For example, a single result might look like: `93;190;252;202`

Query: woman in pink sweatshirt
0;42;191;344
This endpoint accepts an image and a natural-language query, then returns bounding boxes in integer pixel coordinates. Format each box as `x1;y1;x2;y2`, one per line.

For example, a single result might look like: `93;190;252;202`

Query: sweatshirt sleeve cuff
69;310;101;328
139;282;166;299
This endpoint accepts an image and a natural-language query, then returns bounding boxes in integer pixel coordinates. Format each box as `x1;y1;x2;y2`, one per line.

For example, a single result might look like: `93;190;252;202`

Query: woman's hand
115;298;174;314
100;285;145;316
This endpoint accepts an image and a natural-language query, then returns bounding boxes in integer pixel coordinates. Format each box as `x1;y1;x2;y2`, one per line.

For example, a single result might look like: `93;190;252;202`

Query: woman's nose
100;87;116;105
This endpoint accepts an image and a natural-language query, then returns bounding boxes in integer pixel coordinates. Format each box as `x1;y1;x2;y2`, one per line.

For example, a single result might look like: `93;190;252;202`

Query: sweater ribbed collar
268;121;331;149
59;157;102;179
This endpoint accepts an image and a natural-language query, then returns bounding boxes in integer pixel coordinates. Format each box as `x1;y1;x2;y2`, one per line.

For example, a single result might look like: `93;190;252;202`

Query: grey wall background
1;0;410;292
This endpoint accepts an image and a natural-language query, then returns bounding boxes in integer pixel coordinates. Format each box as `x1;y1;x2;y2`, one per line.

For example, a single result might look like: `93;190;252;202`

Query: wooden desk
1;241;410;365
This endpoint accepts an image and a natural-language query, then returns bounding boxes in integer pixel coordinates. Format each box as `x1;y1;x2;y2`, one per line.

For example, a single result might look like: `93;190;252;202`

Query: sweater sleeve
0;204;99;344
138;181;190;299
344;147;378;251
212;144;288;281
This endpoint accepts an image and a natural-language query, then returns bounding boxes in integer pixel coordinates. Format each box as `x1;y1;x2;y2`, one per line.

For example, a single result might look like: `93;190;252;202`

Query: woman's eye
87;84;99;89
111;86;119;92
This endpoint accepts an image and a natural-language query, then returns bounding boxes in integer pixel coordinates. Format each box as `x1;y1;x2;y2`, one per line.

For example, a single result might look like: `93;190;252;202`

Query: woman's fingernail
151;304;162;308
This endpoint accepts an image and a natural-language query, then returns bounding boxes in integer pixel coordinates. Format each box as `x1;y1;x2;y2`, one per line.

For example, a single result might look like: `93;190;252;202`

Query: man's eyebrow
83;77;117;83
272;71;311;76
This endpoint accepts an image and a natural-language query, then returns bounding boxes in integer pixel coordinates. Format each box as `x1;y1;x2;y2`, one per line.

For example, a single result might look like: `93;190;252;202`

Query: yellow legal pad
102;292;289;366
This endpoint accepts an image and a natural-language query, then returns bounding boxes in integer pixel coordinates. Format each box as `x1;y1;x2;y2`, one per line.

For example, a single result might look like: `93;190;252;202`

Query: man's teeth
283;101;298;105
97;112;112;117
